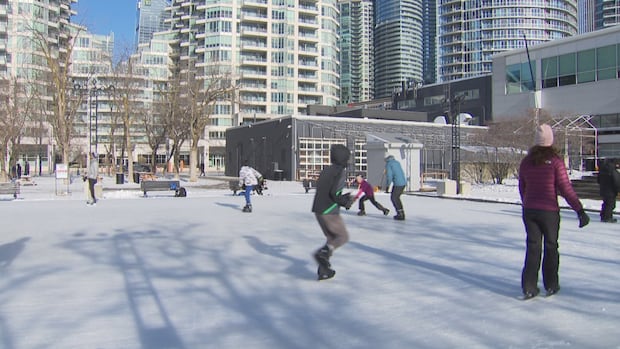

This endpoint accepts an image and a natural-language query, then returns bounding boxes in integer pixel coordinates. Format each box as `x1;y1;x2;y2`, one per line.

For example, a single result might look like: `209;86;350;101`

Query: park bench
0;181;20;199
140;180;186;197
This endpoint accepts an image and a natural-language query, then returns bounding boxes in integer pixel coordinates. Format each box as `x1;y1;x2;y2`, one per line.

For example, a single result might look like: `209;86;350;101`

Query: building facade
166;0;341;171
492;25;620;161
338;0;374;104
438;0;579;82
373;0;424;98
135;0;171;48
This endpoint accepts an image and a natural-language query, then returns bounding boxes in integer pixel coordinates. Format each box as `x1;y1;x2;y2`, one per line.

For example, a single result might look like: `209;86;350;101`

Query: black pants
600;194;616;221
390;185;405;211
521;208;560;293
88;178;97;203
358;195;385;212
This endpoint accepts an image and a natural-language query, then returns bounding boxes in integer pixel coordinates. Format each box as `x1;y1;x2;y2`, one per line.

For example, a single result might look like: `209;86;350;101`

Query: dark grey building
225;115;487;182
392;75;493;126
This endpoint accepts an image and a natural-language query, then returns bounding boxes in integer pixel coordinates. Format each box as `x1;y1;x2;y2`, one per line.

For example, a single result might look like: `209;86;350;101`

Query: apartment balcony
298;72;318;82
240;81;267;92
240;68;267;78
242;0;268;8
240;26;268;37
240;41;268;51
299;2;319;14
298;60;318;70
298;17;319;29
240;56;267;66
299;44;318;55
241;12;268;23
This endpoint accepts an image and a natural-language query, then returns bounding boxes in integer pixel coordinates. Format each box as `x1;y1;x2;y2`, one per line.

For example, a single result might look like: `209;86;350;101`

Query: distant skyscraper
135;0;171;48
373;0;424;99
339;0;374;104
579;0;596;33
438;0;579;82
422;0;437;85
596;0;620;28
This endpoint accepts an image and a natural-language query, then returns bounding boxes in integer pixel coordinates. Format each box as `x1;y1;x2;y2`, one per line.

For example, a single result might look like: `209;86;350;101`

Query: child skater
312;144;354;280
352;174;390;216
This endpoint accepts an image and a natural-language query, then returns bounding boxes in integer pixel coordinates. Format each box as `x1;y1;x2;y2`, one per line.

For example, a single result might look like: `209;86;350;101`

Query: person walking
238;161;261;212
312;144;354;280
518;124;590;300
384;155;407;220
352;174;389;216
597;158;620;223
87;152;99;206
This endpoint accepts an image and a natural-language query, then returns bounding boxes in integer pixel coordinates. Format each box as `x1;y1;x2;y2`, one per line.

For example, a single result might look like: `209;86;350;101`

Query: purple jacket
355;180;375;199
518;154;583;212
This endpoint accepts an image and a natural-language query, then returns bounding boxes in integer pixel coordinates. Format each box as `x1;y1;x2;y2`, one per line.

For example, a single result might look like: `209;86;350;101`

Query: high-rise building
597;0;620;28
422;0;437;84
373;0;424;98
135;0;171;48
166;0;341;169
1;0;77;172
438;0;579;82
339;0;374;104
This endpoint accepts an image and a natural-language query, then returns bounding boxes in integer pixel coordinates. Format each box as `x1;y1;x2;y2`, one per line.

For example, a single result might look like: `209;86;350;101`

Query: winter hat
535;124;554;147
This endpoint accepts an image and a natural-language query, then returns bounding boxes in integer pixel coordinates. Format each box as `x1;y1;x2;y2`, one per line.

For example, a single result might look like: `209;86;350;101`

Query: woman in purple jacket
518;124;590;300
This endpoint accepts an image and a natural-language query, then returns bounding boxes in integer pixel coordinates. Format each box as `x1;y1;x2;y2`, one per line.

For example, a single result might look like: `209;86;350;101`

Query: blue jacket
385;157;407;187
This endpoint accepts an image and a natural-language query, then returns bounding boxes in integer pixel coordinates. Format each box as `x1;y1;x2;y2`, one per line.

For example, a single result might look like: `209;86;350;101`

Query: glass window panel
559;53;576;75
597;45;616;69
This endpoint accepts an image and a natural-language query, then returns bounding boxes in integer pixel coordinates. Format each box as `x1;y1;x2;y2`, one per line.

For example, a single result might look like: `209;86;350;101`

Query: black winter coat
598;161;620;197
312;145;351;215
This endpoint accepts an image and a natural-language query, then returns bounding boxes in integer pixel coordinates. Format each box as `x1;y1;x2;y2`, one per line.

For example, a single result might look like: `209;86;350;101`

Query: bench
140;180;186;197
0;181;20;199
302;178;317;193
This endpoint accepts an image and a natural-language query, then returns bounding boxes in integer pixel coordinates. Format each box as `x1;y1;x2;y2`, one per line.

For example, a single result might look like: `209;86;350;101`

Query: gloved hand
340;192;354;210
577;209;590;228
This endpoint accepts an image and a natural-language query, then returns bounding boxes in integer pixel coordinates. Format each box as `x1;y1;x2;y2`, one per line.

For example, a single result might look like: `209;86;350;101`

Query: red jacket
518;154;583;212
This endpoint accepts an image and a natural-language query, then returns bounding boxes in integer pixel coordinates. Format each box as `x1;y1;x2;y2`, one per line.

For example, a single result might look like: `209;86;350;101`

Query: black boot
380;206;390;216
394;209;405;220
357;210;366;216
314;245;335;280
242;204;252;212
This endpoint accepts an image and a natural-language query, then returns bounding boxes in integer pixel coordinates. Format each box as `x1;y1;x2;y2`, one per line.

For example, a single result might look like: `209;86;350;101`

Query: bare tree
110;55;145;181
184;66;236;182
0;77;34;181
30;26;85;169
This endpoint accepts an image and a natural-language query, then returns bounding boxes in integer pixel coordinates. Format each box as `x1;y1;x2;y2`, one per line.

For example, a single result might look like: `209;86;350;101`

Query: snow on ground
0;174;618;349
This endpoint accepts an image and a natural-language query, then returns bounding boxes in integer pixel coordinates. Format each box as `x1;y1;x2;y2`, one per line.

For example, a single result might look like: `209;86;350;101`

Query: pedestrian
16;163;22;179
597;158;620;223
238;160;261;212
518;124;590;300
384;155;407;220
352;174;390;216
87;152;99;206
24;161;30;176
199;162;205;176
312;144;354;280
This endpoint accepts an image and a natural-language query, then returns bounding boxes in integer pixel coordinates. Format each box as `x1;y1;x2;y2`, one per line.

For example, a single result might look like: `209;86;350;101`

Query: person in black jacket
312;144;354;280
597;158;620;223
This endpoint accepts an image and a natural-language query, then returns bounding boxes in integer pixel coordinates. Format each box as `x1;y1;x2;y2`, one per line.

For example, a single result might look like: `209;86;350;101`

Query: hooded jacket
312;144;351;215
385;156;407;187
597;159;620;197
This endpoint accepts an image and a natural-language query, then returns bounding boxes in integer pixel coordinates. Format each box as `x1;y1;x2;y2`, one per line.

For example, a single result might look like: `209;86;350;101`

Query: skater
597;158;619;222
312;144;355;280
518;124;590;300
238;160;261;212
384;155;407;220
352;174;389;216
87;152;99;205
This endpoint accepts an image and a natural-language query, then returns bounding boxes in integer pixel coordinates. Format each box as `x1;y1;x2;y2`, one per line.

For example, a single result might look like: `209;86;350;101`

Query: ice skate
394;209;405;220
242;204;252;212
357;210;366;216
314;245;334;280
382;208;390;216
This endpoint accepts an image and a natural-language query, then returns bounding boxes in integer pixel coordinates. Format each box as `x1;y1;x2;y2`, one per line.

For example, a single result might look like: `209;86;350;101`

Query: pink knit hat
535;124;554;147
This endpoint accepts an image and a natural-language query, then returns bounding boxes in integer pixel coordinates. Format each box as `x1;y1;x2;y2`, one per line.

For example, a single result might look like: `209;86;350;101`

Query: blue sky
73;0;137;56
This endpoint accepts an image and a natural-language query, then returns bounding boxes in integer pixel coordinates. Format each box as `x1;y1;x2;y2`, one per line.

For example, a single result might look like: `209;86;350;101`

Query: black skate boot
381;207;390;216
357;210;366;216
394;209;405;220
242;204;252;212
314;245;335;280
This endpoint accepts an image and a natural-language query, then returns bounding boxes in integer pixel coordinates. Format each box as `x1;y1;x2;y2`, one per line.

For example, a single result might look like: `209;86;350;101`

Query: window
597;45;616;81
577;49;595;84
558;53;576;86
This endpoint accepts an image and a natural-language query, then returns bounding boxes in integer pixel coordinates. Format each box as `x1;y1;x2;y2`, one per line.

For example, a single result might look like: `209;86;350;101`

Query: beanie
535;124;554;147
